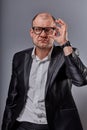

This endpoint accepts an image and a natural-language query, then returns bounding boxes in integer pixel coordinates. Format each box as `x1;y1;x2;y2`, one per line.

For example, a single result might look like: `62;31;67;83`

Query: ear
29;28;34;38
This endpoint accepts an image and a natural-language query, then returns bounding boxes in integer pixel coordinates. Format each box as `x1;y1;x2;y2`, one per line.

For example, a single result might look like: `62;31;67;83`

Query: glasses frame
32;26;56;35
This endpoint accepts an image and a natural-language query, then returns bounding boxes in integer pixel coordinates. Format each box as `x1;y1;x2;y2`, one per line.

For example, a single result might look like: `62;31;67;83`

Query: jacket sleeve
1;54;18;130
64;48;87;86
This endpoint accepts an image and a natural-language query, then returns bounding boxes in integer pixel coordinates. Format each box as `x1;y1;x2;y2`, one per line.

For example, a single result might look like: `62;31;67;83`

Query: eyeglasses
32;27;56;35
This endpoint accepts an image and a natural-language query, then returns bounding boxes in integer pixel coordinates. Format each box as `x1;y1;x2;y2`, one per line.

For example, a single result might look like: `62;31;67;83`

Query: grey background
0;0;87;130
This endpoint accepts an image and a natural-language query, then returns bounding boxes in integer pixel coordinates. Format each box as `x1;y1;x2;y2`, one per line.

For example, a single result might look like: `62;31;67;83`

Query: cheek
32;36;38;43
31;33;37;39
49;38;55;44
50;39;54;43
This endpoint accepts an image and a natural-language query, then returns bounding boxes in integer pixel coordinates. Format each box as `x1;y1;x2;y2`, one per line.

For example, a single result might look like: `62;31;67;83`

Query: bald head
32;12;55;26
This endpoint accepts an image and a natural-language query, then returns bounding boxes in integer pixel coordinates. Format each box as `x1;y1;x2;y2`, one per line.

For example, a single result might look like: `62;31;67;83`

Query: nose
40;30;47;36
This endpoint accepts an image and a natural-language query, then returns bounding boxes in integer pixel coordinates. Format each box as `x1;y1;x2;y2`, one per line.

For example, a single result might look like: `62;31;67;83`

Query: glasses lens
45;27;55;34
33;27;42;34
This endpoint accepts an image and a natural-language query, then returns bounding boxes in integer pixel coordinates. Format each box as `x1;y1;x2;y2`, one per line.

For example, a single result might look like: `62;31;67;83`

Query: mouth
39;38;48;43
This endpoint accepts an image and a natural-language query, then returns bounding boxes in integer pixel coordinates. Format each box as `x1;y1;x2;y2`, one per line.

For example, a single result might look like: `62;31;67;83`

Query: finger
56;18;65;24
55;19;66;27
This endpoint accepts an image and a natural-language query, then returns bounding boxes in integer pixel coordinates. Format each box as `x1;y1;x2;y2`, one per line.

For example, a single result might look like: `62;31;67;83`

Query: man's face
30;15;56;49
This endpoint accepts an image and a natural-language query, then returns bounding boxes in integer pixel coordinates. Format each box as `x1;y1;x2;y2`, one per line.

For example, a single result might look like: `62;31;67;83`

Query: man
1;12;87;130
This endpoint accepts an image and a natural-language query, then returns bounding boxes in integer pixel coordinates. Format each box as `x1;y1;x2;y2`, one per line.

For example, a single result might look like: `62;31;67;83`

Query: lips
39;39;48;42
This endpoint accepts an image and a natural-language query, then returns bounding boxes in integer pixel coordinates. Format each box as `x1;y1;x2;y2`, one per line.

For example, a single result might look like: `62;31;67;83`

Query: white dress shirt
17;46;53;124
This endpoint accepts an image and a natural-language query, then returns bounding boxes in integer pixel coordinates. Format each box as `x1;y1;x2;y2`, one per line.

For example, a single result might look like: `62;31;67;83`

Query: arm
64;48;87;86
50;18;87;86
1;54;18;130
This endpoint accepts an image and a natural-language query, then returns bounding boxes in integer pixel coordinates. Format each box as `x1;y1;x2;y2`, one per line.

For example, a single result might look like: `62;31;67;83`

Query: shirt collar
31;46;53;62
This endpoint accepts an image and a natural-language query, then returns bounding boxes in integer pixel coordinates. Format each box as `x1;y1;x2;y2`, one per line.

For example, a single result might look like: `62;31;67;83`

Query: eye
34;27;42;32
45;27;55;34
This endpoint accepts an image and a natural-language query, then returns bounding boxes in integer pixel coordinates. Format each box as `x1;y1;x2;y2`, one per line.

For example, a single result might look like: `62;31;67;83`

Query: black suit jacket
2;46;87;130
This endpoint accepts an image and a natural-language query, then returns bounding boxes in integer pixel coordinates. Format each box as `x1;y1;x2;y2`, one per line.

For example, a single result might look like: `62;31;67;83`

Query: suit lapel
45;47;65;96
24;50;33;90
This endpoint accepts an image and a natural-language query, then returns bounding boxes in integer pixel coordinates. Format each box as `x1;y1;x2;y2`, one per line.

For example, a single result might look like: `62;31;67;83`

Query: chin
34;42;53;49
41;45;53;49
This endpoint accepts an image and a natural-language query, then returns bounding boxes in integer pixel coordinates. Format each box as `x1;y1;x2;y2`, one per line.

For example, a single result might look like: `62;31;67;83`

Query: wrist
61;41;71;49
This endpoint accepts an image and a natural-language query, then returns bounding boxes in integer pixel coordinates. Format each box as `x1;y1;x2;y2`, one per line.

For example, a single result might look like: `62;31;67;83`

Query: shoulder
12;48;33;67
51;46;63;58
13;48;33;60
14;48;33;57
53;45;62;52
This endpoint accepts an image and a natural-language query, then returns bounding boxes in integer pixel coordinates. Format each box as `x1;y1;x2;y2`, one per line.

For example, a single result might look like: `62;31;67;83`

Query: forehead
33;14;55;26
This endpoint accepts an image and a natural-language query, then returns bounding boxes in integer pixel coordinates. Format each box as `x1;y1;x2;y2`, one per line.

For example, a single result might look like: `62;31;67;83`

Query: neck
35;47;52;60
